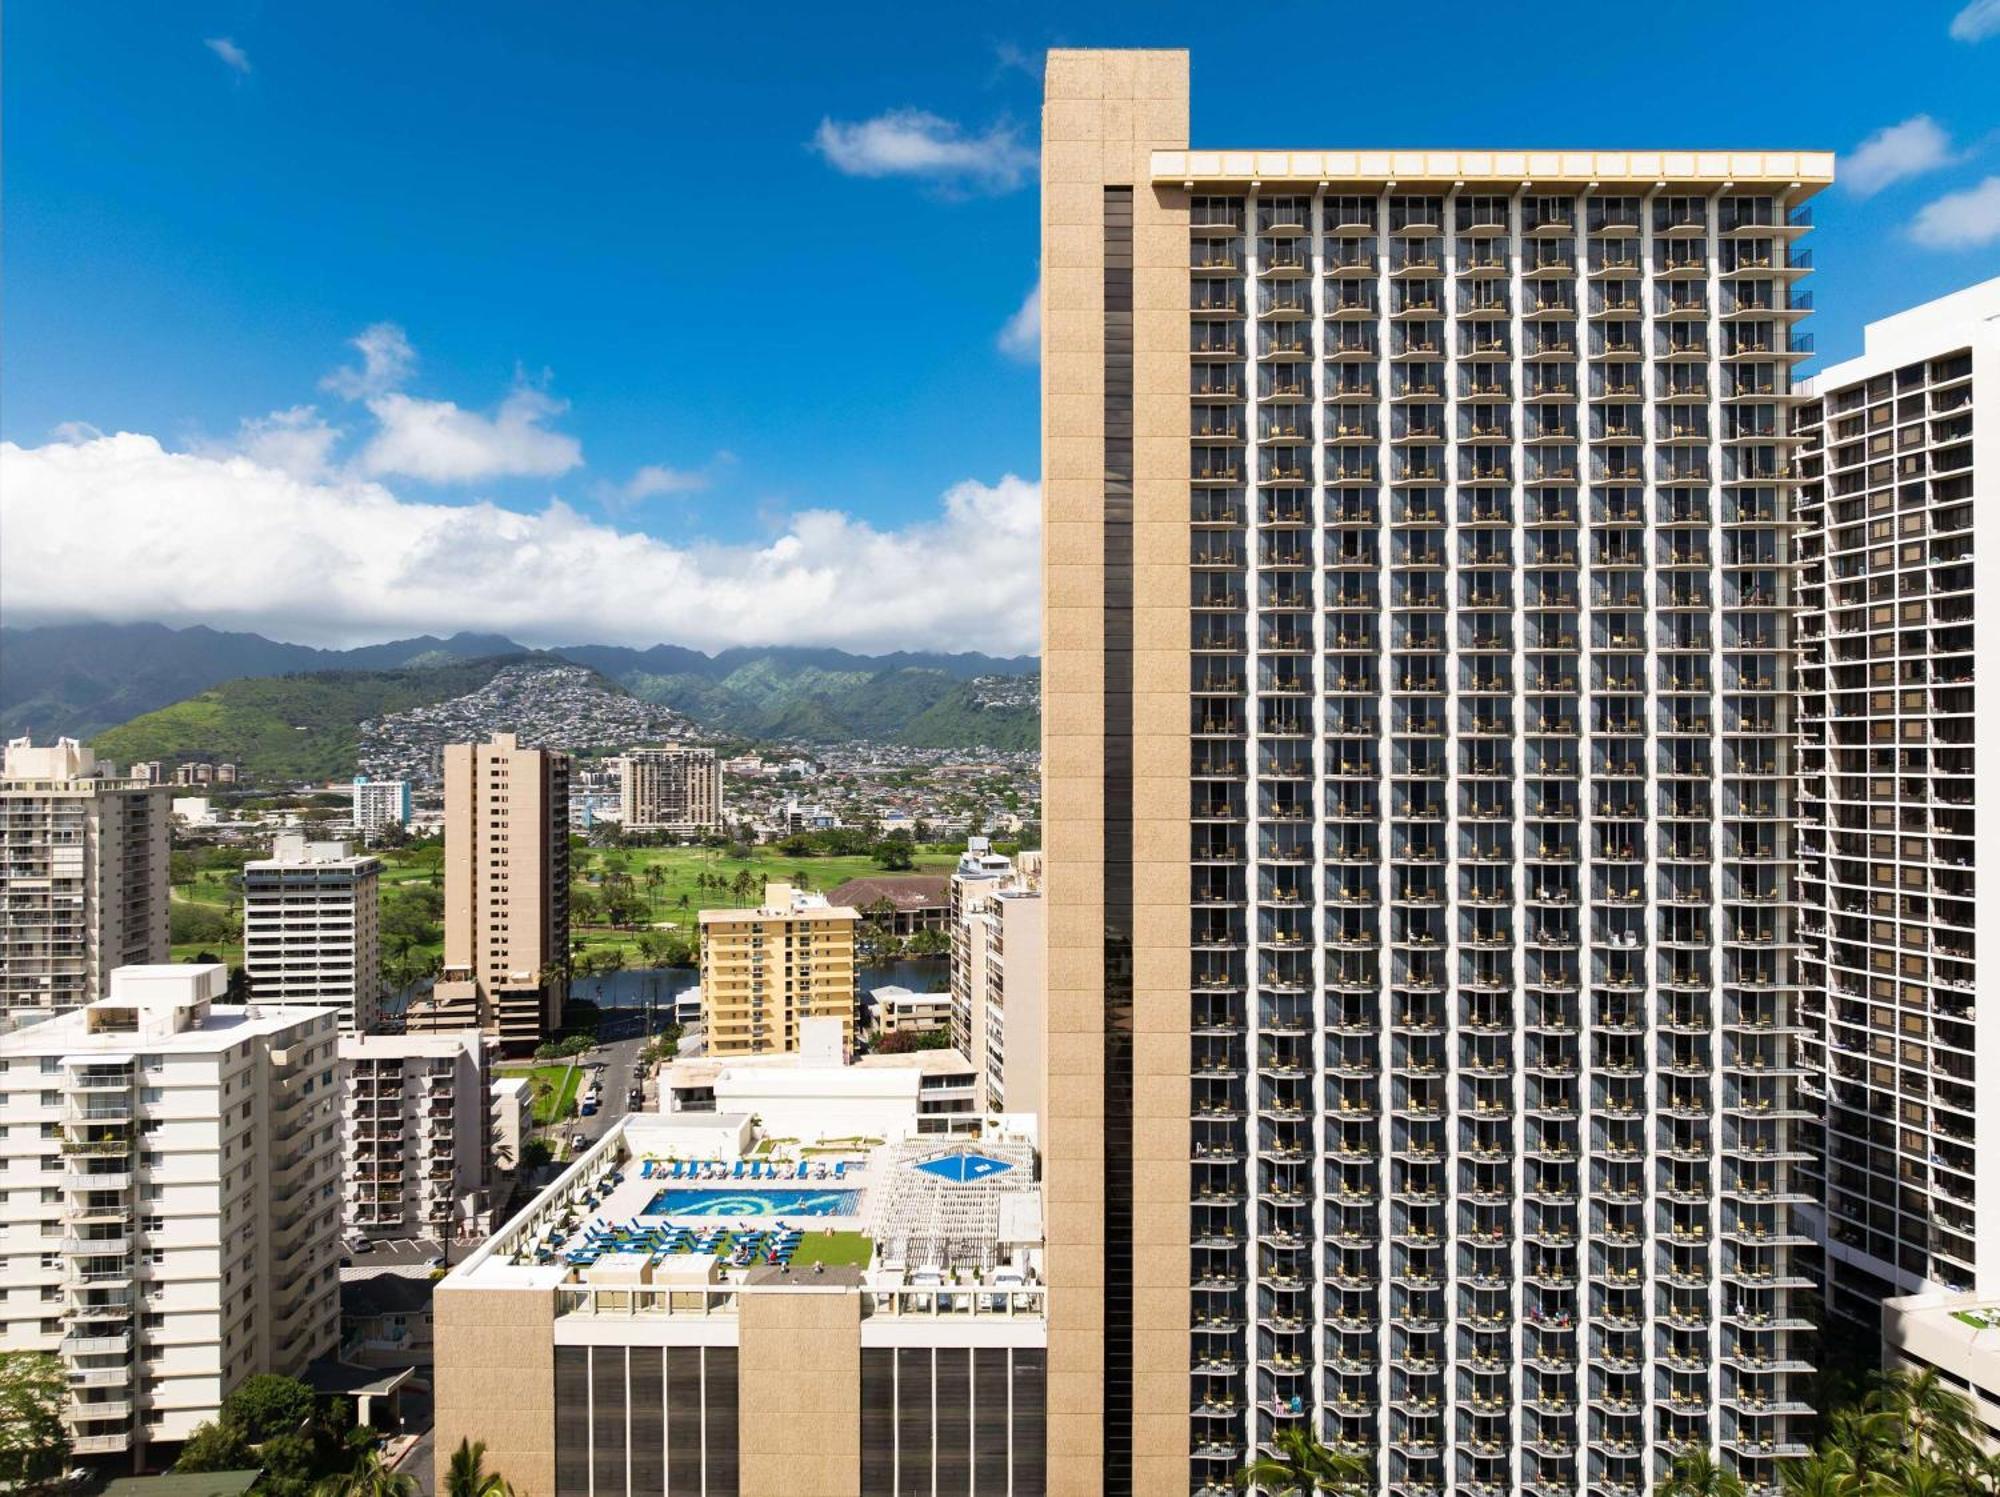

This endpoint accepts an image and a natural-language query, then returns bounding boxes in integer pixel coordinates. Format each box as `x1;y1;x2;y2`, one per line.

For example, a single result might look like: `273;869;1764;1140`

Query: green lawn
789;1231;874;1269
564;844;959;965
574;844;959;927
499;1062;584;1125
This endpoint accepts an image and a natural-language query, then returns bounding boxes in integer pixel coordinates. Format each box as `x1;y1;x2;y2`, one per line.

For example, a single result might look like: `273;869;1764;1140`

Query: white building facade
0;965;342;1458
242;833;383;1033
1794;278;2000;1317
947;842;1045;1117
350;777;411;842
339;1031;493;1240
0;738;171;1016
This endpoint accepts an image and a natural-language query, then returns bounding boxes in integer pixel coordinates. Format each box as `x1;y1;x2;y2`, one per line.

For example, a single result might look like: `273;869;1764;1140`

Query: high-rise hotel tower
1039;48;1833;1497
1793;279;2000;1319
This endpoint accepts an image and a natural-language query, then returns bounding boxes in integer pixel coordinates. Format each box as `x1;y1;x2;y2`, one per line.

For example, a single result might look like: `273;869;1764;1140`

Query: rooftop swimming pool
913;1152;1015;1183
644;1188;860;1219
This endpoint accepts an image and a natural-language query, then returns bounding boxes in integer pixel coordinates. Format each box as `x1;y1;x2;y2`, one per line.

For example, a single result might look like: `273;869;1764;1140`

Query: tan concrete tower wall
1041;46;1191;1497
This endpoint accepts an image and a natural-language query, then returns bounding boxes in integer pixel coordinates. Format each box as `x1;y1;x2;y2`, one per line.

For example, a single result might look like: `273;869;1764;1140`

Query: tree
174;1418;254;1474
1777;1451;1857;1497
1235;1424;1369;1495
1658;1449;1746;1497
314;1446;415;1497
443;1438;517;1497
222;1372;318;1442
0;1352;71;1491
1875;1366;1981;1470
872;833;916;871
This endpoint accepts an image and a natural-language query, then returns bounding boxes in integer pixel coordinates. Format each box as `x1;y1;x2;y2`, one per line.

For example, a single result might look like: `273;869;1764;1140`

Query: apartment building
0;964;343;1459
1;738;171;1016
1793;279;2000;1320
617;746;723;836
948;842;1045;1117
350;777;412;842
1039;48;1831;1496
433;1113;1047;1497
339;1031;492;1241
698;881;857;1057
242;833;383;1034
418;733;570;1052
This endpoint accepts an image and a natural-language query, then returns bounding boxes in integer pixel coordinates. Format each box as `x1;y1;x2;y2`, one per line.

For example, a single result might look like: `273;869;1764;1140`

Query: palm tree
1777;1449;1858;1497
1659;1448;1747;1497
315;1447;416;1497
1874;1367;1981;1470
1878;1455;1969;1497
1235;1424;1369;1495
442;1438;516;1497
1823;1405;1901;1489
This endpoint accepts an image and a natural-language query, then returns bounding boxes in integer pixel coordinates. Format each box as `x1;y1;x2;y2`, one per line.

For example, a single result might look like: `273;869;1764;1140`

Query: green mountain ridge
81;653;1039;779
92;656;542;781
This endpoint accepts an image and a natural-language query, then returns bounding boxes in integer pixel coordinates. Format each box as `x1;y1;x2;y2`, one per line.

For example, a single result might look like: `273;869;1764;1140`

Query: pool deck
586;1156;877;1238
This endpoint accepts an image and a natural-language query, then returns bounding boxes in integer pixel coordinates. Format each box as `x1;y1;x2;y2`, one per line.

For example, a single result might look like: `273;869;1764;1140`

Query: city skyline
3;3;1998;654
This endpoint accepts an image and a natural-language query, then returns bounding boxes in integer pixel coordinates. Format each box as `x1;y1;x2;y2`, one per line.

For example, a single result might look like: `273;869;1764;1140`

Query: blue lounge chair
834;1161;846;1180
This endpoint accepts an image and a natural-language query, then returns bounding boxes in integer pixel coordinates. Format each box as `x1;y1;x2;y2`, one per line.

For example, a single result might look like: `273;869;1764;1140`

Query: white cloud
204;37;251;74
0;435;1039;655
320;322;417;399
1910;176;2000;248
231;406;341;480
358;385;583;484
1843;116;1958;197
812;109;1035;193
992;43;1043;82
49;421;104;444
623;464;711;500
1950;0;2000;41
998;279;1041;361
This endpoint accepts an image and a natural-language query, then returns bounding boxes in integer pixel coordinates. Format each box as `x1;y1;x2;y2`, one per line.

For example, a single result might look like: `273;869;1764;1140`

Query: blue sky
3;0;1997;652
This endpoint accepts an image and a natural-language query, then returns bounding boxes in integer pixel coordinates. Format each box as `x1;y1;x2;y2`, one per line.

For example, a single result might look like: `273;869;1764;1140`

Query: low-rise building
827;873;950;937
1883;1290;2000;1448
699;882;857;1057
870;984;952;1038
0;965;342;1458
341;1274;437;1372
662;1016;978;1137
243;833;382;1033
339;1031;493;1240
432;1110;1046;1497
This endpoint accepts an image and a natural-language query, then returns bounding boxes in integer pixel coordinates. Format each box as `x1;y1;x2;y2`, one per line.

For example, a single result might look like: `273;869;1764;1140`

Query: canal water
566;956;951;1011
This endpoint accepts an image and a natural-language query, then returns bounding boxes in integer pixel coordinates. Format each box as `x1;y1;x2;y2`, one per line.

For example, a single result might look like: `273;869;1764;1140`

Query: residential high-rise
242;832;383;1033
616;745;723;836
1039;48;1832;1496
420;732;570;1052
1793;278;2000;1320
350;776;412;842
698;881;857;1057
0;737;171;1016
949;840;1046;1116
0;965;342;1458
339;1030;493;1241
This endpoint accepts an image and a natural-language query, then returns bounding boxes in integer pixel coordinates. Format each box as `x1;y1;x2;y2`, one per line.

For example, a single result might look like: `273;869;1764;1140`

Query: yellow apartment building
698;881;858;1056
